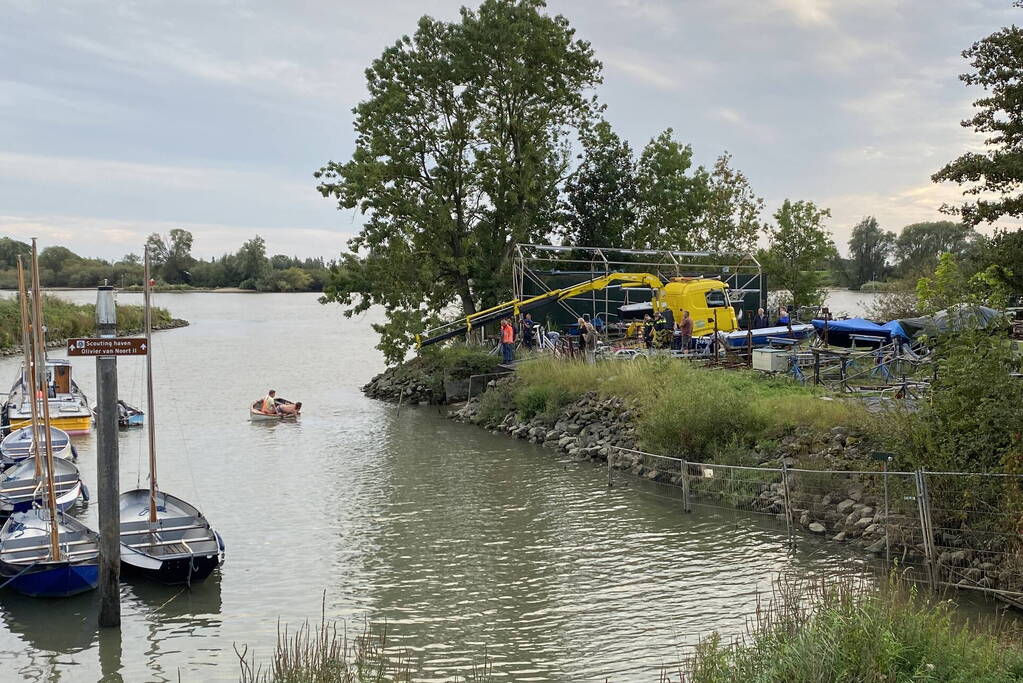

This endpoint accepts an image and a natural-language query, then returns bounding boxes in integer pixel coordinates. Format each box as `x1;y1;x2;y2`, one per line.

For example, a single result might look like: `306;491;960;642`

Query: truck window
705;289;727;308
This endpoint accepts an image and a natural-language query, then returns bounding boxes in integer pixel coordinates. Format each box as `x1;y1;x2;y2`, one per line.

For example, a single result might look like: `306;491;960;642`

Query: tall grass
673;573;1023;682
235;602;493;683
511;357;867;457
0;295;174;349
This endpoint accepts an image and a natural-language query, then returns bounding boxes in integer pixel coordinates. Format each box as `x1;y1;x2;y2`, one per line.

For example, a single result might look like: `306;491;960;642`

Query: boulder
808;522;826;534
836;499;856;514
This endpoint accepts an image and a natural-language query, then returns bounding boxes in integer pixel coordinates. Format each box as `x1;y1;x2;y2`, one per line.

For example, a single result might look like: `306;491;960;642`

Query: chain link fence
608;447;1023;602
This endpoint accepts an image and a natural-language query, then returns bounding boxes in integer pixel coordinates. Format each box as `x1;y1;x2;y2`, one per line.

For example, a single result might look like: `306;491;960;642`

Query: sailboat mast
16;257;43;478
30;239;61;560
144;249;158;524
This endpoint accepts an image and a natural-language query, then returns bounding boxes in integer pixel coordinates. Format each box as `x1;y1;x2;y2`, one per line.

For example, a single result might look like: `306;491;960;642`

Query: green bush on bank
505;357;868;457
0;295;174;349
680;575;1023;682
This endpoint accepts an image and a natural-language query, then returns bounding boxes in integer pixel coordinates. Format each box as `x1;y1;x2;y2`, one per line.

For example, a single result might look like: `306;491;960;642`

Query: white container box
752;348;790;372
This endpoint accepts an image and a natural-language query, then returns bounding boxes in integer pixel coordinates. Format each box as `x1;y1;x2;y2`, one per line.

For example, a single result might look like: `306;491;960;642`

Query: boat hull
0;561;98;598
718;324;816;349
121;550;220;585
8;415;91;436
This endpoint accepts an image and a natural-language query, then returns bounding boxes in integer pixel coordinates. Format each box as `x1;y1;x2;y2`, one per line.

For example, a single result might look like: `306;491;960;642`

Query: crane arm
416;272;665;348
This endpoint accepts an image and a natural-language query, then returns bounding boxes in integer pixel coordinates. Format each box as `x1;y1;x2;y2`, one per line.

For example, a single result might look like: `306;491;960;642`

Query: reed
670;572;1023;682
235;600;493;683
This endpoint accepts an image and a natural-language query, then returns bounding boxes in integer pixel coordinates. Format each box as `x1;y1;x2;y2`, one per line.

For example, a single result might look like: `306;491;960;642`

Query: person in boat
278;401;302;416
752;307;769;329
261;389;279;415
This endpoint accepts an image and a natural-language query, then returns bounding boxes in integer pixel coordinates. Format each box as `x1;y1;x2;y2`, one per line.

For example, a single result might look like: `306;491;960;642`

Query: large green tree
894;221;975;277
315;0;601;362
632;129;708;251
0;237;30;270
933;16;1023;225
145;229;194;284
700;153;765;255
847;216;895;289
560;120;637;249
761;199;836;311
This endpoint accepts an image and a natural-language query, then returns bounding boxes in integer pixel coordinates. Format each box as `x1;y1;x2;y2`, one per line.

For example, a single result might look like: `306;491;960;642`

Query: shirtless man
278;401;302;416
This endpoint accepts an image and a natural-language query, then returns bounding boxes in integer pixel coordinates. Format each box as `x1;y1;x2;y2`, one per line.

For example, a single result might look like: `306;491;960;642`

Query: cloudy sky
1;0;1017;260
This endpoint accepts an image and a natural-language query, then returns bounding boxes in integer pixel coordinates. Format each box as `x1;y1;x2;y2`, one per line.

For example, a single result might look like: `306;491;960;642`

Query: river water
0;290;898;681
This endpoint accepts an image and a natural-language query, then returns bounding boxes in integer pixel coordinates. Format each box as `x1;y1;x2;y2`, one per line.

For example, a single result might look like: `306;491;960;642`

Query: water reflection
0;591;98;681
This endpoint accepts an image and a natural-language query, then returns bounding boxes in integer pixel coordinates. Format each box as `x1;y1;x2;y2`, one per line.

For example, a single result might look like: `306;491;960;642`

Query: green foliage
680;575;1023;682
761;199;837;311
560;120;638;249
423;345;502;380
632;128;708;251
511;358;866;457
933;19;1023;227
969;228;1023;298
895;221;977;278
846;216;895;290
916;252;1009;313
316;0;602;365
0;295;174;349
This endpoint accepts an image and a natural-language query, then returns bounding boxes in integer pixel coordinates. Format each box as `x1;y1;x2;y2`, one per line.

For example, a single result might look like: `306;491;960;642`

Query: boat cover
813;305;1006;346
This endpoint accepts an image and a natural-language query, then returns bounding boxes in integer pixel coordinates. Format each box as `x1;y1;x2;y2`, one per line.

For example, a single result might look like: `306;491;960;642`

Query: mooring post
915;469;937;591
680;459;691;513
781;462;795;548
607;452;613;488
95;285;120;627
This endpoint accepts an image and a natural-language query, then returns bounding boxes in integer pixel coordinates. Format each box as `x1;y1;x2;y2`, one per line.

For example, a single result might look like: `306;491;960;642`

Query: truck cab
656;278;739;336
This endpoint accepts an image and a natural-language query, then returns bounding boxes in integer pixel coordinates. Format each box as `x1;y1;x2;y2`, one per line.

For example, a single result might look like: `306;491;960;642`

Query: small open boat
0;457;85;515
248;397;299;422
0;508;99;597
119;489;223;585
716;323;816;349
1;425;72;467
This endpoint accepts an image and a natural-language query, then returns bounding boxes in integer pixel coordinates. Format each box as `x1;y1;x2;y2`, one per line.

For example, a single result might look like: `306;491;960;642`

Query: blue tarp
810;317;914;346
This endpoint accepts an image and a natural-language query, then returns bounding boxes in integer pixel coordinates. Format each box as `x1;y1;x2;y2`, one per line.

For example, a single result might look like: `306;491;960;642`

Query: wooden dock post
95;285;121;627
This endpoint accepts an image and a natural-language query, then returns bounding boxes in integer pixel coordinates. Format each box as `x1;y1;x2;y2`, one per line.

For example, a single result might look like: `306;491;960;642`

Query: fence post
607;452;613;488
915;469;937;591
781;462;795;548
883;459;891;570
681;459;691;513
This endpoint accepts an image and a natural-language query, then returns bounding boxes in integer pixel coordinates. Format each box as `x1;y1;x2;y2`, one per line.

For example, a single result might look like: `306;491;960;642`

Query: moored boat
0;508;99;598
0;425;71;467
119;489;223;585
0;457;85;515
4;359;92;435
119;248;223;586
92;399;144;428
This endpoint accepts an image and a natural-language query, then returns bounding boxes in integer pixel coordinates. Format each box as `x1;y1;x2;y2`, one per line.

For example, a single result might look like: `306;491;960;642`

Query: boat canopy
813;305;1007;346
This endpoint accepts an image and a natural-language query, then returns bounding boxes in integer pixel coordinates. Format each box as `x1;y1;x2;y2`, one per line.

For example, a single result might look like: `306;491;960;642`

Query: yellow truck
416;272;739;348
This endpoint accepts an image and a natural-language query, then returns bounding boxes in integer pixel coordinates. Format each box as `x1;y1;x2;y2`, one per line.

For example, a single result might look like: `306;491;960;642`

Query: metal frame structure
511;243;763;329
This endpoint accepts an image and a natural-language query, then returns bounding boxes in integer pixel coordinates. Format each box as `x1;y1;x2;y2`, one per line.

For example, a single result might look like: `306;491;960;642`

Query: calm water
0;291;898;681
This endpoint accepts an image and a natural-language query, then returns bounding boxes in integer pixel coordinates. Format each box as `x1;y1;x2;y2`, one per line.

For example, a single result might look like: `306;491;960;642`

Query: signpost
68;338;148;357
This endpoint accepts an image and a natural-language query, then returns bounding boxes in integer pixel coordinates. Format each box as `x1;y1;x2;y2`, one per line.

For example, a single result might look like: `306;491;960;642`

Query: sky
1;0;1018;260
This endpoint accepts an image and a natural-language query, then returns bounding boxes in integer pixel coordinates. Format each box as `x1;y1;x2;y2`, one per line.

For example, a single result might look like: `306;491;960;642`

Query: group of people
750;306;790;329
258;389;301;416
641;310;693;351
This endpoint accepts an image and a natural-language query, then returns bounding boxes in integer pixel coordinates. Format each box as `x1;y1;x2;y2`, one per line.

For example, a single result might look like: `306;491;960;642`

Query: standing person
577;317;597;364
752;307;769;329
672;320;683;350
641;314;654;350
777;306;790;325
680;310;693;353
521;313;536;350
500;318;516;364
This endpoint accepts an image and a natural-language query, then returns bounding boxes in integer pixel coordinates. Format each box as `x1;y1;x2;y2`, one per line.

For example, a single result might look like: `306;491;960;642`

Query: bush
0;295;174;348
678;574;1023;682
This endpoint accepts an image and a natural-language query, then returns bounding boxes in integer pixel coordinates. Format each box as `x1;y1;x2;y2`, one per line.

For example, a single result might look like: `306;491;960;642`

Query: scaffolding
511;243;764;330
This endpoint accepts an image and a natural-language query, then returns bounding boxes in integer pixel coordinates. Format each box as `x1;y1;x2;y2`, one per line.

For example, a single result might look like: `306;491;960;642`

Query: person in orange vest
500;318;516;364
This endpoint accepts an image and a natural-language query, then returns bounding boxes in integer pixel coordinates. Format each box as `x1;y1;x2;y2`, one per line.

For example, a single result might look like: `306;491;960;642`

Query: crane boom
416;272;665;349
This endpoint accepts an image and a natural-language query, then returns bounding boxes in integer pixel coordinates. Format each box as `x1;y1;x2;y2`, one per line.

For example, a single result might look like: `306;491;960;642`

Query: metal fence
608;447;1023;602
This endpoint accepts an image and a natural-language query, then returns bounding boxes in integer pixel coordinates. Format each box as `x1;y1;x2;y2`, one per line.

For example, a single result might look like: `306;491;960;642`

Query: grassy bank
0;295;176;349
677;574;1023;682
479;357;869;459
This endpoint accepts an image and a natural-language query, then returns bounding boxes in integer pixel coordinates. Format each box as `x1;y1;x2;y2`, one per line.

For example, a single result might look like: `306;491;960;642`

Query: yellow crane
416;272;739;348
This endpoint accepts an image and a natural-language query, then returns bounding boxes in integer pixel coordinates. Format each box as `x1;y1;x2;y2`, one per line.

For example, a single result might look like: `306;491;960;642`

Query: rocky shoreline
0;318;189;357
364;361;1017;595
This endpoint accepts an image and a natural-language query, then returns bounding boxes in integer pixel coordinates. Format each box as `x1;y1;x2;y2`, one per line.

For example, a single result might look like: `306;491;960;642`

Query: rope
0;561;41;590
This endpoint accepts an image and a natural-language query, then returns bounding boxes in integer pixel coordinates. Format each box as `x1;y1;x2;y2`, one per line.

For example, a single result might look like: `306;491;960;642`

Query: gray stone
808;522;826;534
832;531;847;542
836;499;856;514
865;538;886;554
854;517;873;529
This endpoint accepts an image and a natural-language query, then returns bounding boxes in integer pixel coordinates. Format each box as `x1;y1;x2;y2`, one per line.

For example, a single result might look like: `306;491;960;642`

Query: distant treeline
0;230;334;292
830;219;1023;293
